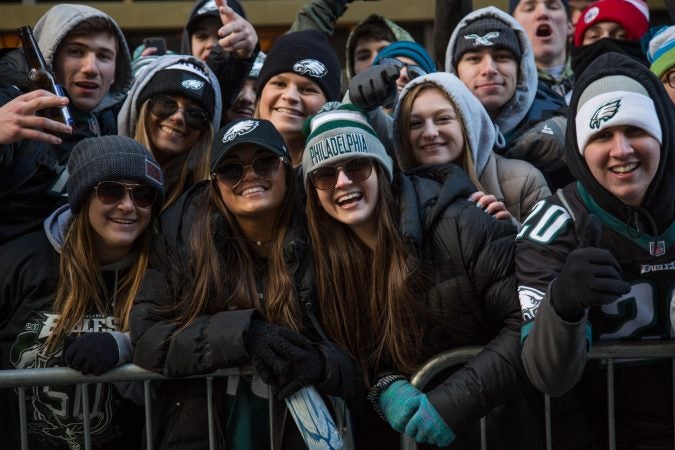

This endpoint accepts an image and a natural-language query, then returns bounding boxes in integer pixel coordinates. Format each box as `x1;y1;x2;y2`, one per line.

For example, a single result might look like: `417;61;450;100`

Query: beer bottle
18;25;74;127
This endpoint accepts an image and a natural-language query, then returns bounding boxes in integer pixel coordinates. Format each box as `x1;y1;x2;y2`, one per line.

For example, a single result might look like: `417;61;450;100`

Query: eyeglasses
663;70;675;89
378;57;428;80
94;181;158;209
213;155;284;189
148;95;209;131
309;158;374;191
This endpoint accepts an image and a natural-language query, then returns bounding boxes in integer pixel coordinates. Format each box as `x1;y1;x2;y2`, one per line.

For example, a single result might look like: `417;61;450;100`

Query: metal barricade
401;340;675;450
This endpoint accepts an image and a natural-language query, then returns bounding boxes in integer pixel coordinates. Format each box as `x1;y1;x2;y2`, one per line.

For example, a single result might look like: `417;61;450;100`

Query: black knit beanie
186;0;246;34
67;136;165;213
138;60;216;120
256;30;342;102
452;17;522;68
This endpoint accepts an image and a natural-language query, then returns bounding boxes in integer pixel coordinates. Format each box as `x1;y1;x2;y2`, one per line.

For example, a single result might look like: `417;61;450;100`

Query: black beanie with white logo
452;17;522;68
256;29;342;102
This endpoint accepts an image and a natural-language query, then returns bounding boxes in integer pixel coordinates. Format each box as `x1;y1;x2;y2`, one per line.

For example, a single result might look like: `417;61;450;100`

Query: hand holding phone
143;37;167;56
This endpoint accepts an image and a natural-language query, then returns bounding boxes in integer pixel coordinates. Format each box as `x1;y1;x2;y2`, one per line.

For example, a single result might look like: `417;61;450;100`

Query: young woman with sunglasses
302;106;529;449
0;135;164;449
393;72;551;225
131;118;354;450
119;54;222;209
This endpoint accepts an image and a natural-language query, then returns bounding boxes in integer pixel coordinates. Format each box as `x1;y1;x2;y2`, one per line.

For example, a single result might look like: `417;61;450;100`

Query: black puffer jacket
130;181;355;450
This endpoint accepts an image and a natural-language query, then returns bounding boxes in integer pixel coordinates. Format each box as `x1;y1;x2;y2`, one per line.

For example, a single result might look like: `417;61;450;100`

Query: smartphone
143;37;167;56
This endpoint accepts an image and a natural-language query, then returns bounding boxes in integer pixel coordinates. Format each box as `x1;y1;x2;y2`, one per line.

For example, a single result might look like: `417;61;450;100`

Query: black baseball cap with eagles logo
211;119;289;171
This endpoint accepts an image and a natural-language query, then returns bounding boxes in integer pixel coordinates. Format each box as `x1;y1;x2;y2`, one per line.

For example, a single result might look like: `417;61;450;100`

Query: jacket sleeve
287;0;348;35
426;204;529;431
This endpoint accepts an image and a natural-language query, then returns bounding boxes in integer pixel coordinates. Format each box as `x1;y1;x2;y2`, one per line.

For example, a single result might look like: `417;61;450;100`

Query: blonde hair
398;82;485;191
135;100;213;211
45;198;154;354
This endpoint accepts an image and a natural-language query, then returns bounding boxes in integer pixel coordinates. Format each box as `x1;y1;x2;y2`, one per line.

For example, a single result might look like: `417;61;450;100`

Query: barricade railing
2;340;674;450
402;340;675;450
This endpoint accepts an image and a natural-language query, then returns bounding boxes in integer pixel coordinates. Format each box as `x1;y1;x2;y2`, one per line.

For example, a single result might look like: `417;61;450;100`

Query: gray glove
348;63;400;111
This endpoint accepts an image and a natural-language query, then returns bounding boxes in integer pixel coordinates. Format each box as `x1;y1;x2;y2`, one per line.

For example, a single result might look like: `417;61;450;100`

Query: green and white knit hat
302;105;393;187
575;75;662;154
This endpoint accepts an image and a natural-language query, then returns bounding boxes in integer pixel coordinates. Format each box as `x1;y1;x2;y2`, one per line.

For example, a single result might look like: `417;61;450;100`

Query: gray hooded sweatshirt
33;3;133;114
393;72;550;223
445;6;538;138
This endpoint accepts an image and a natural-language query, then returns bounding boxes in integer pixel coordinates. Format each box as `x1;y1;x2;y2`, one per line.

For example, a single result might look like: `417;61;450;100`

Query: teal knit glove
404;395;455;446
378;380;422;432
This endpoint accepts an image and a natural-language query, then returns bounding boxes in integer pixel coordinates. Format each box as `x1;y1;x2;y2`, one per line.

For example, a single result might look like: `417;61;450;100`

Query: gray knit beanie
452;17;522;68
302;105;393;187
67;135;165;213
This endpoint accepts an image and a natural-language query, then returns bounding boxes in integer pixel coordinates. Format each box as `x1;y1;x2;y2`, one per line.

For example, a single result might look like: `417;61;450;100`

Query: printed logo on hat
589;98;621;129
583;6;600;25
464;32;500;47
293;59;328;78
182;79;205;90
197;0;218;15
145;159;163;185
222;120;259;143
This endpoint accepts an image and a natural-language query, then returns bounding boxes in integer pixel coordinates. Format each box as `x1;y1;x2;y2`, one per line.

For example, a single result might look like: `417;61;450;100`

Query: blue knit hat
373;41;436;74
647;25;675;78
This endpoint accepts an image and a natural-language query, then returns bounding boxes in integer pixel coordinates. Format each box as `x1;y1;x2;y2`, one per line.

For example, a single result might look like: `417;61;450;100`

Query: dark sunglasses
213;155;284;189
94;181;158;209
148;95;209;131
309;158;374;191
379;57;427;80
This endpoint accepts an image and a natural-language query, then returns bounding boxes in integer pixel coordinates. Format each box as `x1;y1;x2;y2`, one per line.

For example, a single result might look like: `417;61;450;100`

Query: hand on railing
63;332;119;376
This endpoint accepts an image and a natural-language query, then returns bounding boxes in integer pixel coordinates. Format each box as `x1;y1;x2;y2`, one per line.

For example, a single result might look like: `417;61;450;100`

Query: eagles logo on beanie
574;0;649;47
452;16;522;68
256;29;342;102
211;119;289;171
138;60;216;119
67;136;165;213
302;105;393;187
575;74;661;154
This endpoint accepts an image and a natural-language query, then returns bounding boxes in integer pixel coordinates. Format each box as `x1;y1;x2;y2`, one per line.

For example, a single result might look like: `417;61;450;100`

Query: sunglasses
94;181;158;209
148;95;209;131
213;155;284;189
309;158;374;191
378;57;427;80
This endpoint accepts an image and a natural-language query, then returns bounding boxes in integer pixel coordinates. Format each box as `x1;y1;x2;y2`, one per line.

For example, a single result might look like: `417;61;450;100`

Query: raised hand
216;0;258;59
0;90;72;145
348;63;400;111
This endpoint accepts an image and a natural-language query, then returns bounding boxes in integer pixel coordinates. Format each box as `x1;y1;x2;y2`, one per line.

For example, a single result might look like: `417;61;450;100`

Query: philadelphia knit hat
574;0;649;47
256;30;342;102
452;16;522;67
647;25;675;78
67;136;164;213
302;105;393;187
575;74;661;154
211;119;289;171
373;41;437;75
138;59;216;120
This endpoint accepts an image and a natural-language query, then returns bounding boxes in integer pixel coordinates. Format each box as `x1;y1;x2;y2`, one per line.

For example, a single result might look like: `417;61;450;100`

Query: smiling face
583;125;660;206
87;178;152;264
407;88;466;167
314;158;380;247
53;32;117;112
257;72;327;156
512;0;573;68
147;95;204;166
456;48;518;118
215;145;288;224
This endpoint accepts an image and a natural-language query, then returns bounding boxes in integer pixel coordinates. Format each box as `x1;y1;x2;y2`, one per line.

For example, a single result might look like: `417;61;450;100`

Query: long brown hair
135;100;213;211
306;163;423;375
398;82;485;191
174;160;302;332
45;199;154;354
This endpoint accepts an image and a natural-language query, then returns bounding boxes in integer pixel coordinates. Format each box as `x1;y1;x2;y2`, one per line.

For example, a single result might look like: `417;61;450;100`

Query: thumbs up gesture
216;0;257;59
549;214;631;322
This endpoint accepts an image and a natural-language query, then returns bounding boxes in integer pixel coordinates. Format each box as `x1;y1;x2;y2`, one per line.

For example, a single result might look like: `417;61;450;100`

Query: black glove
244;320;325;399
348;63;400;111
63;333;119;376
550;214;631;321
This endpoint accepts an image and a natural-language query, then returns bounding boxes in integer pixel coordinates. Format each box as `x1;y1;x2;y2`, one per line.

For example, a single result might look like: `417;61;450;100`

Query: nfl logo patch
650;240;666;257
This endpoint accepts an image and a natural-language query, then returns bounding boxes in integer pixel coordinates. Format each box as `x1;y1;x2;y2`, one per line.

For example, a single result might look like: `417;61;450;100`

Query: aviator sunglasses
94;181;158;209
148;95;209;131
213;155;284;189
309;158;374;191
378;57;427;80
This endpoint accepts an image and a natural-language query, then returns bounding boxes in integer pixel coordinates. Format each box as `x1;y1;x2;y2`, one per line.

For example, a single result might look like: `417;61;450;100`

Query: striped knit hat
647;25;675;78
